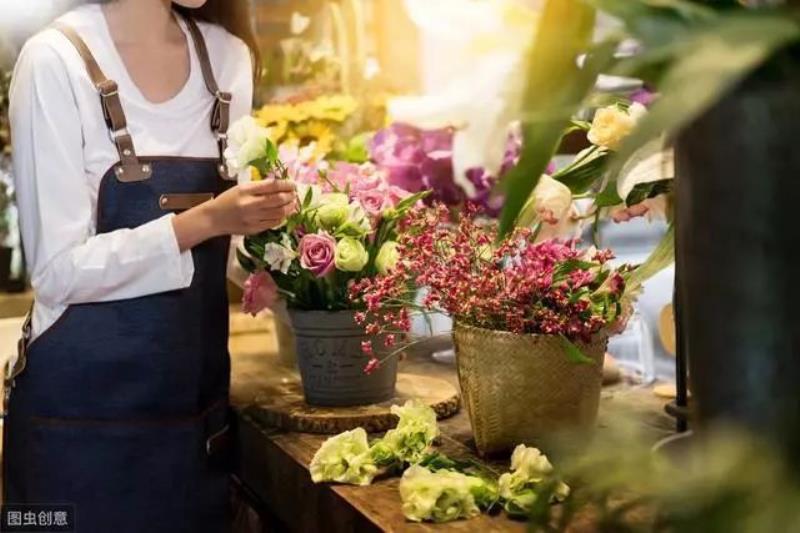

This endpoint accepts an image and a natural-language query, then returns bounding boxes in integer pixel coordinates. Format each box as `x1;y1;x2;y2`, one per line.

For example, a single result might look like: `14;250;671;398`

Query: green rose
399;466;485;523
317;193;350;229
497;445;570;517
335;237;369;272
309;428;378;486
375;241;400;275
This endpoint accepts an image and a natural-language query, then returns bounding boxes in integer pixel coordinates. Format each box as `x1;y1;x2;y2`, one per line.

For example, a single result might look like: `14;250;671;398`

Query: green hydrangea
498;445;570;517
399;466;491;523
371;400;439;466
309;428;378;486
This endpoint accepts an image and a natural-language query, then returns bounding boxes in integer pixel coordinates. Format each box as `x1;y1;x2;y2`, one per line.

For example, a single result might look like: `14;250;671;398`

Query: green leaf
302;186;313;208
498;1;615;237
554;147;610;195
606;13;800;180
626;179;672;207
560;335;596;365
264;138;278;164
627;224;674;291
594;181;624;208
236;248;258;274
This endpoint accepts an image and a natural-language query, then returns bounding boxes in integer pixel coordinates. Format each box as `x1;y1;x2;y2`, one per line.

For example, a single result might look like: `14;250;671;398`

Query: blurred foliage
499;0;800;237
528;423;800;532
0;69;10;156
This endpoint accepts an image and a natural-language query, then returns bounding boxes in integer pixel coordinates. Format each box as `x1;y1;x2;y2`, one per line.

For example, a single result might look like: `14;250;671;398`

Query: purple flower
630;87;658;107
298;232;337;277
369;122;526;214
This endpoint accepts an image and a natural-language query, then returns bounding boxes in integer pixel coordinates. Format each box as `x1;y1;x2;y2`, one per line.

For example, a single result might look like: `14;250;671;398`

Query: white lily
389;0;539;197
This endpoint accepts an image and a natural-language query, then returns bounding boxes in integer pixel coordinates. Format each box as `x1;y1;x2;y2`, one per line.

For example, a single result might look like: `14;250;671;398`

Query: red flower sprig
350;204;630;372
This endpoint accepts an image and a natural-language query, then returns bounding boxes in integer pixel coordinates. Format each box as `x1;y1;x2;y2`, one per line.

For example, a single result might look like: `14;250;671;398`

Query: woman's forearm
172;200;221;252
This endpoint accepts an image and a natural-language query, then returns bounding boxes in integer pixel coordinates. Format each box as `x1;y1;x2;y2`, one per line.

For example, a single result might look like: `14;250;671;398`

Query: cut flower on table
308;399;570;524
309;428;378;486
498;444;570;517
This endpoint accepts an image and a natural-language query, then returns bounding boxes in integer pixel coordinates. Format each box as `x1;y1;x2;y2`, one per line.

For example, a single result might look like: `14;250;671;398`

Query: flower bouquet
350;204;632;453
228;116;428;406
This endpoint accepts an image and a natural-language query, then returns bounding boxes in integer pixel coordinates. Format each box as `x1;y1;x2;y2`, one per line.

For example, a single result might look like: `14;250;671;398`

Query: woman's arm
9;37;293;309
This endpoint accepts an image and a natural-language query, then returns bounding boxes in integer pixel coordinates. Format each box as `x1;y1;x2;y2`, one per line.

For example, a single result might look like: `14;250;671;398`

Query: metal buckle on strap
206;423;230;456
214;90;231;105
98;79;119;97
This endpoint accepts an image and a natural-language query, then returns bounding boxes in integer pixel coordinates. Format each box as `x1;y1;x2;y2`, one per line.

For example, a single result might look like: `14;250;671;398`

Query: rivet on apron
123;148;132;157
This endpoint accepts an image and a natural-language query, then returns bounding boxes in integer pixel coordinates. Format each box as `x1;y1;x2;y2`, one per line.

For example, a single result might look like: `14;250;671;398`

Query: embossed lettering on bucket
290;310;398;407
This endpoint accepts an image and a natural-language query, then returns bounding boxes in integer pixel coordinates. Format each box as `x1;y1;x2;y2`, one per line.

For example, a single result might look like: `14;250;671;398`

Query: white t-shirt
10;5;253;339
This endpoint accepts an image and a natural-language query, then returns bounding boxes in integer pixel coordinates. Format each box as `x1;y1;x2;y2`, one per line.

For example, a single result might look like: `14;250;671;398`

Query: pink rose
386;185;412;207
357;189;389;218
298;232;337;277
242;272;278;316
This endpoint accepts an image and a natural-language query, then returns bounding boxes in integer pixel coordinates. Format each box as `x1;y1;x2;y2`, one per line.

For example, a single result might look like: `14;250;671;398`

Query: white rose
517;175;573;228
225;116;272;179
587;102;646;151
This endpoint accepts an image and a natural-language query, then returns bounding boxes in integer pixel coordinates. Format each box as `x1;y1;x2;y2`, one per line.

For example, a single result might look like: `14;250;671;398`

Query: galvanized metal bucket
290;310;398;407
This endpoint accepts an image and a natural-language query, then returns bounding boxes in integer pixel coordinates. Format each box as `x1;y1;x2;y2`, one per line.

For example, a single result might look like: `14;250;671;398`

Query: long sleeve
10;37;195;308
225;35;255;290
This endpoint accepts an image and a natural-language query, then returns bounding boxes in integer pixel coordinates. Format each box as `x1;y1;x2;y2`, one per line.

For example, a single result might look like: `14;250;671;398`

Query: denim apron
3;17;235;533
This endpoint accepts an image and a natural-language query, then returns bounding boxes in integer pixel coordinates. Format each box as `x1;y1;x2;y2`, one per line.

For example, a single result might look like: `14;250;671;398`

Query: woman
4;1;294;531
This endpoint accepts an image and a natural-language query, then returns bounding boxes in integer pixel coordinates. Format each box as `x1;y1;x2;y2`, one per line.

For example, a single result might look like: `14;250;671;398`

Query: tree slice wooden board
252;373;460;434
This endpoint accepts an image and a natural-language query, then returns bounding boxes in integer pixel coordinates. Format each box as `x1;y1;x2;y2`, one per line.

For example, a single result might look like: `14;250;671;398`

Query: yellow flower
304;94;358;122
256;103;309;125
291;120;337;159
587;103;647;151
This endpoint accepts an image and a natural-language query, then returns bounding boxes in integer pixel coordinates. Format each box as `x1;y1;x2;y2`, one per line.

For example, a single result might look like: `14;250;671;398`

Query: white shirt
10;5;253;339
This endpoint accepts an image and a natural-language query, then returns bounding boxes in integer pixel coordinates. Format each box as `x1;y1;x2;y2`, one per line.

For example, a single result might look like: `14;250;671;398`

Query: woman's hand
172;179;297;252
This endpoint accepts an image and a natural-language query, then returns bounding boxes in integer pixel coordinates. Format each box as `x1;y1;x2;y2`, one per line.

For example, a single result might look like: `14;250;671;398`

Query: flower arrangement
227;116;428;313
350;204;631;372
309;399;569;524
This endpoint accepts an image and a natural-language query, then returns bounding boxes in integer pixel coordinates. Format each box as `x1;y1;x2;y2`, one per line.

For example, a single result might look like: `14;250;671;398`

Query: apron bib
3;16;236;533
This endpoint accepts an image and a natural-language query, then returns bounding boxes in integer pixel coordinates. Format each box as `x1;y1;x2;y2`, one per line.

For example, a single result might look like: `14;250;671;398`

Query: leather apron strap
182;16;233;180
53;22;153;182
184;17;235;180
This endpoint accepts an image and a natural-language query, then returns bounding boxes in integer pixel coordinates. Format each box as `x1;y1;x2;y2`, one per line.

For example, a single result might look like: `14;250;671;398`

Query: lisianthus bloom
298;232;337;277
224;116;274;181
587;103;647;151
375;241;400;275
316;193;350;229
335;237;369;272
498;445;570;517
242;272;278;316
370;400;439;466
399;466;487;523
309;428;378;486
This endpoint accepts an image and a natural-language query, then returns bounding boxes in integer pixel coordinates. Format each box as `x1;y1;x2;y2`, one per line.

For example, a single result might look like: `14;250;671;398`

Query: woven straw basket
454;322;607;455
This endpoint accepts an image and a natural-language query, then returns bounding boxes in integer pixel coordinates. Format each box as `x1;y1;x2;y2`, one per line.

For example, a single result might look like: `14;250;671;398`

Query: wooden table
228;317;675;532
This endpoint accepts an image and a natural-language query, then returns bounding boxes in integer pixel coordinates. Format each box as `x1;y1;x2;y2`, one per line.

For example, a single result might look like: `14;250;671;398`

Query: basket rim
453;320;609;344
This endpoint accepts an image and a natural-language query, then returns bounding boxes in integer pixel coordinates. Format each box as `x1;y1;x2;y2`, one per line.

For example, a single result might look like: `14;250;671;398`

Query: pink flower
242;272;278;316
364;358;380;374
298;232;337;277
357;189;389;218
386;186;412;207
